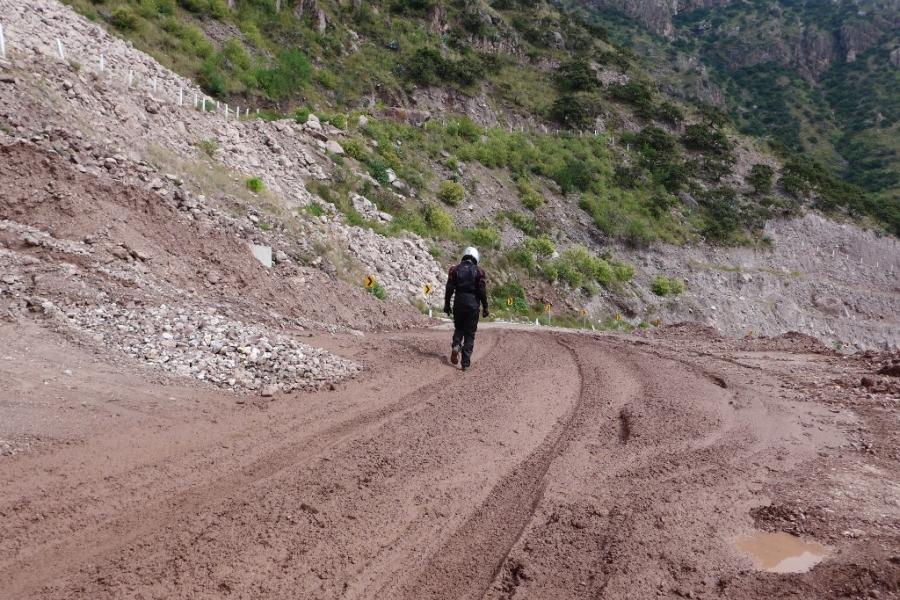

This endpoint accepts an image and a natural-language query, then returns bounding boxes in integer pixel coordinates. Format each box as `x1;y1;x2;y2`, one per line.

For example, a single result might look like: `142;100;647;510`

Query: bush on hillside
699;187;741;243
655;101;683;126
553;158;592;194
246;177;265;193
256;48;311;100
549;94;594;130
609;80;654;116
747;163;775;194
516;178;545;210
438;180;465;205
555;60;597;92
464;225;501;248
651;276;686;296
682;123;732;156
423;203;454;235
110;7;139;31
524;235;555;258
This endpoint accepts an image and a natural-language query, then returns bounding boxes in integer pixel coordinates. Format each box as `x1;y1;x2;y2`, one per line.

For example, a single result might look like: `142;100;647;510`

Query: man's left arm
477;269;489;317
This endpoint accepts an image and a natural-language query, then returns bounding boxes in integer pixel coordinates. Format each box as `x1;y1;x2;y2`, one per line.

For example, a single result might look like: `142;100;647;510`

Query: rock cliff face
578;0;897;76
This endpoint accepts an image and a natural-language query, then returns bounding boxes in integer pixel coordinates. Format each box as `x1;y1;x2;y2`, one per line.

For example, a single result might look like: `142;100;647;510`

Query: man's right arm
443;267;456;314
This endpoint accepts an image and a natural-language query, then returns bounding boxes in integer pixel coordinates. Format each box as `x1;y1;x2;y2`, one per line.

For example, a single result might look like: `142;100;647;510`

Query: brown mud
1;322;898;599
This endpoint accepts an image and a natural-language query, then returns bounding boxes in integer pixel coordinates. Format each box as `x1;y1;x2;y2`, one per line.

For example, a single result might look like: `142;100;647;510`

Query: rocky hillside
1;0;898;353
571;0;900;213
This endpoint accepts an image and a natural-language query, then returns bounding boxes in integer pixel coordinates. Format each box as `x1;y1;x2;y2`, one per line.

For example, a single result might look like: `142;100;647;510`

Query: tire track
0;332;506;598
397;335;586;600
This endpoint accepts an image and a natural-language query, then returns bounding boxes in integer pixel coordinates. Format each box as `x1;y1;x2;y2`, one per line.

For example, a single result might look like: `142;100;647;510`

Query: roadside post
423;283;433;318
0;24;6;60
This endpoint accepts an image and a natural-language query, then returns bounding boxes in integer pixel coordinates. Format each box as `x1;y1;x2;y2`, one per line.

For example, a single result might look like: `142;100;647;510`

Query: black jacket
444;258;488;313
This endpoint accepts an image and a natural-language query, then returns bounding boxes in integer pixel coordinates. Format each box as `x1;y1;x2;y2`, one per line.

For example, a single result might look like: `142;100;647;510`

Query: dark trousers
452;304;479;368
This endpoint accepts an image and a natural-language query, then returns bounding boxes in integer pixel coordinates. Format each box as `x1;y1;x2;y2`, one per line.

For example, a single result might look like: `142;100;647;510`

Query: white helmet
462;246;480;264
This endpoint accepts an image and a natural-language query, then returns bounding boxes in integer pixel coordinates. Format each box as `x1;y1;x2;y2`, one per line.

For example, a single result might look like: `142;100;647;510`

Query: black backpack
455;260;478;294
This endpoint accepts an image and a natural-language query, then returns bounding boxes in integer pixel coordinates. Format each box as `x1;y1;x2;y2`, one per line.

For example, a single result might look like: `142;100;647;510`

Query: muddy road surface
1;323;898;599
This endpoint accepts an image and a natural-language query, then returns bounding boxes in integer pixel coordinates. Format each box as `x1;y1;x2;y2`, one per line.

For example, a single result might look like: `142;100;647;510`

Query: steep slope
570;0;900;211
2;0;898;351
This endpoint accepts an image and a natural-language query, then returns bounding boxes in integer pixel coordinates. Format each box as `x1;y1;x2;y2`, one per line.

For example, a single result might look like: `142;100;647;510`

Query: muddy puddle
735;531;831;573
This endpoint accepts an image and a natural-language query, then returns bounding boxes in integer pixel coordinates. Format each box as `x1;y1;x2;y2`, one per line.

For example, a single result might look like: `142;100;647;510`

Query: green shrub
524;235;555;258
655;101;683;126
437;180;465;205
246;177;265;193
555;60;597;92
464;225;501;248
613;262;635;282
370;281;387;300
699;187;741;243
651;276;670;296
401;47;487;87
682;123;732;156
651;276;685;296
294;108;310;124
517;178;545;210
196;138;218;158
369;161;390;186
342;138;368;161
320;113;347;129
549;246;632;290
110;7;139;31
423;203;454;235
156;0;176;14
507;212;538;236
306;202;325;217
446;117;482;142
256;48;311;101
492;280;529;313
747;163;775;194
609;80;654;116
553;158;592;194
506;248;536;271
550;94;594;130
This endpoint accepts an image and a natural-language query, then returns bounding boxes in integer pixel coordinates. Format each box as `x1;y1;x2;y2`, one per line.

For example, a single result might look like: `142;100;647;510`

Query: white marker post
193;93;198;108
127;69;133;88
99;54;105;72
56;38;65;60
202;97;206;112
152;77;157;93
178;87;183;107
0;24;7;60
224;104;229;119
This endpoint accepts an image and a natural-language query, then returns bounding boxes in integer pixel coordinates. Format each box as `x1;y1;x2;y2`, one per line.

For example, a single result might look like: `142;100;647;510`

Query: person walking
444;246;489;370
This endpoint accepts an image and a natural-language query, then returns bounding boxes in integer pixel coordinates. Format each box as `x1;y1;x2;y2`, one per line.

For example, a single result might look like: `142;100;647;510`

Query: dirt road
1;323;898;599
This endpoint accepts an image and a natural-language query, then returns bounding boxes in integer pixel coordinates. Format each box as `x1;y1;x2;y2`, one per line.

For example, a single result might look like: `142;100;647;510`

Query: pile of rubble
58;303;359;394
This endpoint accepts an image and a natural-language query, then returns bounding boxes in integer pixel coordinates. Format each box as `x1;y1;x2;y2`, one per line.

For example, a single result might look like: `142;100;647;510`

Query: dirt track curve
1;324;898;599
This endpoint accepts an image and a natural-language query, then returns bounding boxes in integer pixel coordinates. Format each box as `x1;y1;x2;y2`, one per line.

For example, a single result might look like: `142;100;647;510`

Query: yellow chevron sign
364;275;376;289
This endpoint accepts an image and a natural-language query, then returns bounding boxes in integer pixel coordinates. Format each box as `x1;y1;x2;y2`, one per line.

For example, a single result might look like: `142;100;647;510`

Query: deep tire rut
399;336;587;600
0;334;505;598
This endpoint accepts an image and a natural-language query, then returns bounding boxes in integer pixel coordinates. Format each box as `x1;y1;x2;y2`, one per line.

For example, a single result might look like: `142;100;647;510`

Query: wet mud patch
735;531;830;573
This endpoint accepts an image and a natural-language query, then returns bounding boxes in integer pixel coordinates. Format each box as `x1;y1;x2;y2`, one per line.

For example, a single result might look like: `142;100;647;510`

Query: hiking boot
451;345;460;365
